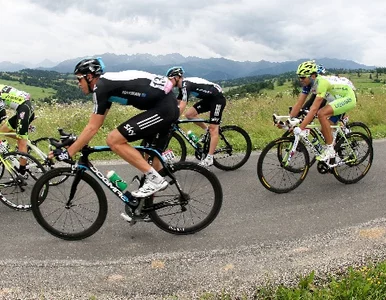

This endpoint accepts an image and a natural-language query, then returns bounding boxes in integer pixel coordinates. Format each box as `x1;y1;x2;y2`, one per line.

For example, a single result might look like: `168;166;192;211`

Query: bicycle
30;130;223;240
148;119;252;171
0;142;46;211
1;128;68;186
279;108;372;167
257;116;373;194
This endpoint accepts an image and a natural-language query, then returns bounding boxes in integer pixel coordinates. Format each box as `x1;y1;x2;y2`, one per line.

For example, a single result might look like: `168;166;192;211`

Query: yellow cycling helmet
296;61;317;76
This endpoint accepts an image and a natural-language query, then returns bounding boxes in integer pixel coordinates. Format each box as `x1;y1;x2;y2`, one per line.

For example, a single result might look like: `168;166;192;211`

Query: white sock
327;144;334;151
145;167;163;183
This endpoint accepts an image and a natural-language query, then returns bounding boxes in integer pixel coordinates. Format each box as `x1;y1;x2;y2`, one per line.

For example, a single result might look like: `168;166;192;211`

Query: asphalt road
1;140;386;299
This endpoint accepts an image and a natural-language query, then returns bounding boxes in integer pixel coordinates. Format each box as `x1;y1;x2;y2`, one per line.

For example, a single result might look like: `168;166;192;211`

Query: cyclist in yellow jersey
291;61;357;162
0;84;35;174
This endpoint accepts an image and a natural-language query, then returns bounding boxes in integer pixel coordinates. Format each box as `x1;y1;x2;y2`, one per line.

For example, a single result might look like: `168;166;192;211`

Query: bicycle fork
67;169;84;207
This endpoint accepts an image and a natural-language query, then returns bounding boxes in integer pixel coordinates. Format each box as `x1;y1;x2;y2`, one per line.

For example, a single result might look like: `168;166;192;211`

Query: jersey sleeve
92;86;112;115
315;78;329;99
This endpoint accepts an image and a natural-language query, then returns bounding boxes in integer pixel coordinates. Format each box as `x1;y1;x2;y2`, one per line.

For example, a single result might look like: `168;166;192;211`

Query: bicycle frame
67;144;183;208
172;118;209;151
286;125;358;168
0;132;50;163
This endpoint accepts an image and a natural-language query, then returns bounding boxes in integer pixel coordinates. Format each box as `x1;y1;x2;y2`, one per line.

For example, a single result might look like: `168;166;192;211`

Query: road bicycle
30;130;223;240
145;119;252;171
0;142;45;211
278;108;372;167
1;128;68;186
257;116;373;193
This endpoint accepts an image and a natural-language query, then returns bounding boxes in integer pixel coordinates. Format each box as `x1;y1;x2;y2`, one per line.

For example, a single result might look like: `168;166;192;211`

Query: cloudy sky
2;0;386;66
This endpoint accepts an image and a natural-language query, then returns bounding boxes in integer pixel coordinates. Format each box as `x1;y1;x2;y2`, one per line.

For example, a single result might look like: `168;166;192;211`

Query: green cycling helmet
296;61;317;76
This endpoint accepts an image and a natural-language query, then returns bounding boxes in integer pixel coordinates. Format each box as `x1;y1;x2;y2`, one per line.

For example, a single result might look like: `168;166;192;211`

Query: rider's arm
289;93;308;118
178;99;187;116
299;97;324;130
66;112;107;157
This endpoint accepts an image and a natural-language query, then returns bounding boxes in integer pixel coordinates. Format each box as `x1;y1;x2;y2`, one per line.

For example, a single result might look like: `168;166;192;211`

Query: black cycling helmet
73;57;105;75
166;66;184;77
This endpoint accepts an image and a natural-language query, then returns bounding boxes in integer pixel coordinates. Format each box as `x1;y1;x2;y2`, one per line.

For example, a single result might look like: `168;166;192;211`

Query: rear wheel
0;151;45;211
213;125;252;171
148;162;223;234
346;122;372;143
333;132;373;184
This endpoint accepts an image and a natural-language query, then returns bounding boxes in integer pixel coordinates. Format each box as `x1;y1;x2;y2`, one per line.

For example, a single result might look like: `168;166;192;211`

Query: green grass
0;79;56;100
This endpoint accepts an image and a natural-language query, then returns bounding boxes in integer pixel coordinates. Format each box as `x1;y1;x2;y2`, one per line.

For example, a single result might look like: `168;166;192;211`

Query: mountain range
0;53;376;81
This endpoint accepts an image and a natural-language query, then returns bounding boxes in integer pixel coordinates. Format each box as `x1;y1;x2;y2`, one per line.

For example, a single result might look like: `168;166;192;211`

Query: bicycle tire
333;132;373;184
212;125;252;171
164;131;187;163
346;121;372;143
31;167;108;240
0;161;5;180
0;151;46;211
257;137;310;193
282;128;319;167
147;161;223;234
30;137;69;185
140;132;187;164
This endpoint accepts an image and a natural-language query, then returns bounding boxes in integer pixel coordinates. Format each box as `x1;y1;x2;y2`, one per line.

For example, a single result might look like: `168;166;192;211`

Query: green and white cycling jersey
0;84;31;110
310;75;356;103
310;75;356;115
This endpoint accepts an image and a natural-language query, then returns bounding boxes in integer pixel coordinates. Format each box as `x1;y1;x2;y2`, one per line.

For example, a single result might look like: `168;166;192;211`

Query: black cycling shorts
193;93;226;125
7;101;35;139
117;92;179;151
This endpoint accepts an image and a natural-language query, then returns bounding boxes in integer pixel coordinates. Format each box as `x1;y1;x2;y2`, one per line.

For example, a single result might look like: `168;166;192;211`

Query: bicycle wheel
282;128;319;167
31;168;108;240
0;151;45;211
140;132;187;163
164;132;187;163
333;132;373;184
148;161;223;234
212;125;252;171
29;137;69;185
346;122;372;143
257;137;310;193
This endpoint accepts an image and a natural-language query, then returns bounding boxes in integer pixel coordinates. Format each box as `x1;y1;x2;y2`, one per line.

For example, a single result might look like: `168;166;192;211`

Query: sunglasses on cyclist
76;75;86;82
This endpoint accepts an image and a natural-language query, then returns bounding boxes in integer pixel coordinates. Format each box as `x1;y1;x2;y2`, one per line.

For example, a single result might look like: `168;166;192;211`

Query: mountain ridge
0;53;376;81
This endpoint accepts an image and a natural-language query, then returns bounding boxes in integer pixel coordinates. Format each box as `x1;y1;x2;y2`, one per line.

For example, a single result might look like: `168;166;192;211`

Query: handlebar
49;128;77;149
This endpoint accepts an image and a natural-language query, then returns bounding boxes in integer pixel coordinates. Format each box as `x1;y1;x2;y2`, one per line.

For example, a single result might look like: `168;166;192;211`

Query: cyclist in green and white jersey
291;61;357;162
0;84;35;173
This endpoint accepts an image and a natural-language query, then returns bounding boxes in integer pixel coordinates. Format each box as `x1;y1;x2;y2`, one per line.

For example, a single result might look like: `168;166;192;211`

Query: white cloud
1;0;386;66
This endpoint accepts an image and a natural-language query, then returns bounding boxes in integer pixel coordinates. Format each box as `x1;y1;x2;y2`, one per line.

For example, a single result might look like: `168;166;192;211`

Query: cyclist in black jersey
50;58;179;198
166;66;226;167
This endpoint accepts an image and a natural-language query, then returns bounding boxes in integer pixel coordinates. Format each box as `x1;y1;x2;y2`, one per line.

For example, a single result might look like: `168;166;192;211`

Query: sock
326;144;334;151
145;167;163;184
18;165;26;175
206;154;213;160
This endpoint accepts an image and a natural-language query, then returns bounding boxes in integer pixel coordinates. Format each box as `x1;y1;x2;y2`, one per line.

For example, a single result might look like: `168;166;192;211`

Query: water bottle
0;140;9;154
106;170;128;191
187;130;199;143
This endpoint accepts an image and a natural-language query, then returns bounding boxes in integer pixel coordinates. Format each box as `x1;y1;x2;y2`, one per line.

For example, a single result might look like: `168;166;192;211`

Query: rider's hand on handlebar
51;148;71;162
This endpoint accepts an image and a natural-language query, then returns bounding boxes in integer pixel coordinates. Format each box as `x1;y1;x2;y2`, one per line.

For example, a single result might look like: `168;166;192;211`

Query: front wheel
31;168;108;240
257;137;310;193
147;162;223;234
213;125;252;171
